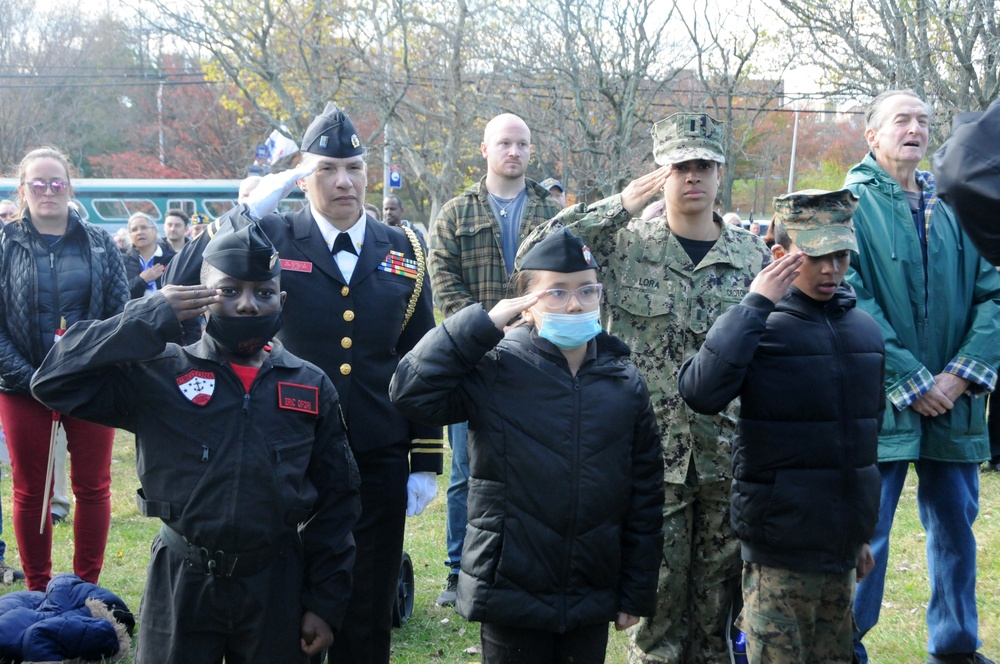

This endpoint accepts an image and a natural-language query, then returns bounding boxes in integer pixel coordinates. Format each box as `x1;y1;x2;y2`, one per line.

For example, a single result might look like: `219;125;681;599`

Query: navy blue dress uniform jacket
165;206;443;471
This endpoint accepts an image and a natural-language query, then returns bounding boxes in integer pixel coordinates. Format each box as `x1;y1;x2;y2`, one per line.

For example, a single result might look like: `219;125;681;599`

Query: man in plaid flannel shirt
427;113;560;606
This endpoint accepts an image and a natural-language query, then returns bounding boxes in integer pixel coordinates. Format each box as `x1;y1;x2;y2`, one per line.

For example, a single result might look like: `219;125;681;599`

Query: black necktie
332;233;356;256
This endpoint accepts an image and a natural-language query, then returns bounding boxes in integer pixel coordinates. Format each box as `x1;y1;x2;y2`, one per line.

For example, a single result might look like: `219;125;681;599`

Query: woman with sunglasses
391;229;664;663
0;146;128;591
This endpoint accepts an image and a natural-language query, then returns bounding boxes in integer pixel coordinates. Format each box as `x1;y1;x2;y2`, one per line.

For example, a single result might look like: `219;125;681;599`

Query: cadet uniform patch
278;382;319;414
176;370;215;406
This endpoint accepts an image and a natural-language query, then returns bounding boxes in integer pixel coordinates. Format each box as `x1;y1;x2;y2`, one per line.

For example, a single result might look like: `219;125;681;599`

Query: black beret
520;228;598;273
300;102;365;158
203;221;280;281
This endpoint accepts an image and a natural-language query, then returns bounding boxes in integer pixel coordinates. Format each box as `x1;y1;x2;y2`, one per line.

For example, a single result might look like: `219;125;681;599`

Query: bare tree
772;0;1000;128
677;1;793;211
506;0;690;200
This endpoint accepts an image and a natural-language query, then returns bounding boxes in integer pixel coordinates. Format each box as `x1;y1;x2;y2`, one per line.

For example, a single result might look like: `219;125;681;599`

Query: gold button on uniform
343;310;355;322
341;286;349;296
341;337;352;349
340;364;352;375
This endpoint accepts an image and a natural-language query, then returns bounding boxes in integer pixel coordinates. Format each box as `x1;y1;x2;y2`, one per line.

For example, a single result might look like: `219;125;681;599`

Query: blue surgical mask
535;309;602;349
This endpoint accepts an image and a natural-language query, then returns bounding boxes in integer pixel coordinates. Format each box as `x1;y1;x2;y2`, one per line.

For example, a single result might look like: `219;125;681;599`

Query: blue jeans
445;422;469;574
853;460;981;661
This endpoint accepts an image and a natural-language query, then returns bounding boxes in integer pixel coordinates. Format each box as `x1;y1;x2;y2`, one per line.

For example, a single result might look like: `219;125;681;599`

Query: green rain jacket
844;153;1000;463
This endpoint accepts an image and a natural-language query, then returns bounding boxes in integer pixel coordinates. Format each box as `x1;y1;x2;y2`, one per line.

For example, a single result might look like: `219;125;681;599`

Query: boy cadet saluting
678;189;885;663
31;222;361;663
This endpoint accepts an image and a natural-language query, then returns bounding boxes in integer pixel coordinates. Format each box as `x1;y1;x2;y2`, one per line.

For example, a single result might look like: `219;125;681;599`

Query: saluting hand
159;284;220;322
488;291;542;331
245;162;318;220
749;251;803;304
621;165;673;216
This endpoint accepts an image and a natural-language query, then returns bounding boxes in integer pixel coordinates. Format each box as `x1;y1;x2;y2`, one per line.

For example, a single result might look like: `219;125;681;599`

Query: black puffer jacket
0;211;128;394
390;304;663;631
678;286;885;574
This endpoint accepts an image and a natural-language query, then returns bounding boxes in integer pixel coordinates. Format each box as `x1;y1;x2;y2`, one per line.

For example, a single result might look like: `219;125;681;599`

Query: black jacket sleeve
300;386;362;631
30;295;181;430
617;379;664;617
933;100;1000;267
678;292;774;415
390;303;503;427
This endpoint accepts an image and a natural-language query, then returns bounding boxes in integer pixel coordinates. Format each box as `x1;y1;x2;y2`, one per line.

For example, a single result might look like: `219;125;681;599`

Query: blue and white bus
0;178;306;230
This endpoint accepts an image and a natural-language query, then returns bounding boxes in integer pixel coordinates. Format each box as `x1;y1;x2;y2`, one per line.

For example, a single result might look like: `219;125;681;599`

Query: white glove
245;162;317;219
406;471;438;517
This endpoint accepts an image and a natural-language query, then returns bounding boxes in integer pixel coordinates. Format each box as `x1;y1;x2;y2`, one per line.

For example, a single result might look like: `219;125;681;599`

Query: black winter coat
390;304;664;631
678;286;885;574
0;211;128;394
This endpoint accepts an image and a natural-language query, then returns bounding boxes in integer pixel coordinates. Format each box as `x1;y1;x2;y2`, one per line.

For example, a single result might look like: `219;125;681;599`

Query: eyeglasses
25;179;68;195
539;284;603;309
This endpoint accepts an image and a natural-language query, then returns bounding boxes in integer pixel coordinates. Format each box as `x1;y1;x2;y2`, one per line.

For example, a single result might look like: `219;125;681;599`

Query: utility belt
158;524;295;578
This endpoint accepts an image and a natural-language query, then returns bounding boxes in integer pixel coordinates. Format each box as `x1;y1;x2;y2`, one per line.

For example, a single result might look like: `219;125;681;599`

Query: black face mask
205;312;282;357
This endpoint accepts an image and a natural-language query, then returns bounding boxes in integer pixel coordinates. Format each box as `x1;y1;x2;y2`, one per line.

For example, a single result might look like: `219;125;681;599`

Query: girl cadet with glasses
391;228;664;664
0;146;128;591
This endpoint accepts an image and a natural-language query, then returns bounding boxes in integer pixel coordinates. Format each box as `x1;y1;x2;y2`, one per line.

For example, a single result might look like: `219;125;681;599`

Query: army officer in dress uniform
165;103;443;664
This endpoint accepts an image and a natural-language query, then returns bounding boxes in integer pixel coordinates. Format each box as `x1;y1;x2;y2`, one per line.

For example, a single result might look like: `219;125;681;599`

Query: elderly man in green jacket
845;89;1000;664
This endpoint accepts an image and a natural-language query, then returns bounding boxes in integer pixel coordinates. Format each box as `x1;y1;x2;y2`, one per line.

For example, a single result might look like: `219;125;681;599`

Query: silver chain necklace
488;191;513;217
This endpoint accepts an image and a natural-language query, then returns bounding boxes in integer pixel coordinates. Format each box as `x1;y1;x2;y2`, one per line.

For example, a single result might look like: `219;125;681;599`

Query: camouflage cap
651;113;726;165
773;188;859;256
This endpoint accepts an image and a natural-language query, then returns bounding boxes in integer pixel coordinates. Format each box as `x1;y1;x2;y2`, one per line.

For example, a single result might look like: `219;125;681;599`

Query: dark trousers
480;622;610;664
136;531;307;664
327;443;409;664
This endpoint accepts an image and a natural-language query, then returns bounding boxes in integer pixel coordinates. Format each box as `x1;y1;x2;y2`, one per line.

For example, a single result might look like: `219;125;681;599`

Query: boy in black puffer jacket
391;229;664;664
678;189;885;664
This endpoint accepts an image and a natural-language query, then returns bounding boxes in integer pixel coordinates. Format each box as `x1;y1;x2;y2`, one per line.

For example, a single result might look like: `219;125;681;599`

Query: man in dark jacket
164;102;442;664
31;222;361;663
679;189;885;664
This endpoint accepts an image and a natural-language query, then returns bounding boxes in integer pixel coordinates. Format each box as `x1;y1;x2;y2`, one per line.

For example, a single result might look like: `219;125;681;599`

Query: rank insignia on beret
320;136;329;148
351;134;360;148
269;252;279;270
176;369;215;406
379;250;419;279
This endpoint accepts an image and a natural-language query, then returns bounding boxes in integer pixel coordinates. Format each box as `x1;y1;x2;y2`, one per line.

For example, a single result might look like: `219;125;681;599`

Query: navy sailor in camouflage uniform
517;113;771;663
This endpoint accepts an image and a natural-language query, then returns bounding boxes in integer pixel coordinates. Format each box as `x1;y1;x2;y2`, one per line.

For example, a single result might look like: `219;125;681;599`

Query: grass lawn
2;428;998;662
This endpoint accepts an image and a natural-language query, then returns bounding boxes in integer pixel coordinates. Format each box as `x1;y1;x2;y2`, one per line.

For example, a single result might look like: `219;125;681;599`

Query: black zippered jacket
390;304;663;631
679;286;885;574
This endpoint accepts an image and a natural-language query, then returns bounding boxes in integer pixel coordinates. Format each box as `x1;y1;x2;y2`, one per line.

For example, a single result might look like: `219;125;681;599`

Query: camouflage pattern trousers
737;562;856;664
629;478;740;663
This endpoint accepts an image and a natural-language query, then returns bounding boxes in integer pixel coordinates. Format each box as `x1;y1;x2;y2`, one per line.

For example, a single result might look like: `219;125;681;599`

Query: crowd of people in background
0;88;999;664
